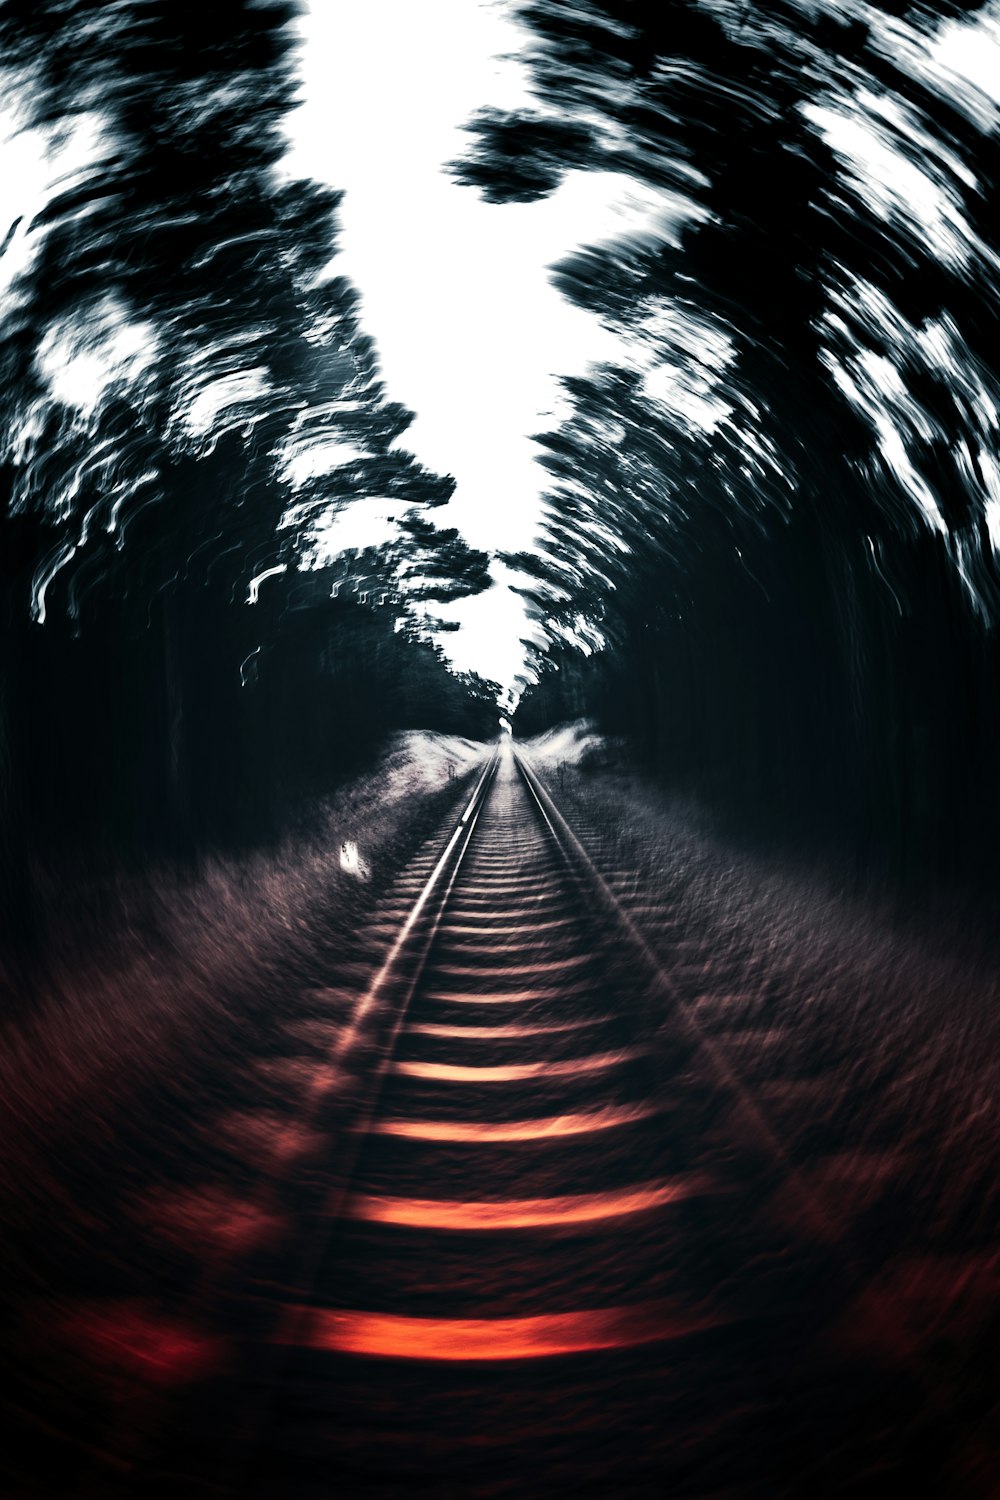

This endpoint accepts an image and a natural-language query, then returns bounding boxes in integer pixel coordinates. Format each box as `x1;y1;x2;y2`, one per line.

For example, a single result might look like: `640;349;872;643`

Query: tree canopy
0;1;494;929
457;0;1000;880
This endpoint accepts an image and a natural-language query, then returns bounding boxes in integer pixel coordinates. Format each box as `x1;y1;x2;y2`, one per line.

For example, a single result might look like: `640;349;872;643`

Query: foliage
0;2;494;973
471;0;1000;880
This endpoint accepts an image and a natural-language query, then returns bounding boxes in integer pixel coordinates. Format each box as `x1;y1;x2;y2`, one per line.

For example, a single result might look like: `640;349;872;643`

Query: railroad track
135;742;977;1498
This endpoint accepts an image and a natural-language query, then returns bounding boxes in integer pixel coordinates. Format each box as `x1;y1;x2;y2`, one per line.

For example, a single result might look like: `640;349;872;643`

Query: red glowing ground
370;1101;663;1141
349;1174;718;1229
279;1300;723;1361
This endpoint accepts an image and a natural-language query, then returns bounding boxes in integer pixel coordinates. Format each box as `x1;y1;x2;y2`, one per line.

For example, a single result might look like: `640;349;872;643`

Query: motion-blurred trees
460;0;1000;884
0;1;493;980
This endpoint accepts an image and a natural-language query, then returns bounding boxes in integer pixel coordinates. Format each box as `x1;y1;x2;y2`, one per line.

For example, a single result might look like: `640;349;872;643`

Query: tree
465;0;1000;879
0;1;492;949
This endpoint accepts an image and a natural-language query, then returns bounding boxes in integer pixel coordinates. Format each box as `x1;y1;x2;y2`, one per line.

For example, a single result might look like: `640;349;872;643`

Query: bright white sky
283;0;667;692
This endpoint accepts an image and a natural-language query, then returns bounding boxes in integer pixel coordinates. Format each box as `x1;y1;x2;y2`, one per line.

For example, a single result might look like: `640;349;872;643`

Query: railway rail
130;741;983;1498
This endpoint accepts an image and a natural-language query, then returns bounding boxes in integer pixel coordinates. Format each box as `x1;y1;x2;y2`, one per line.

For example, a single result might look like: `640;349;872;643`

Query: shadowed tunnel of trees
461;0;1000;890
3;0;1000;1001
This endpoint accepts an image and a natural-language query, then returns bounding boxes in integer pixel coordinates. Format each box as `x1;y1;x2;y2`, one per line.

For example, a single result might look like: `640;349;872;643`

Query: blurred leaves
470;0;1000;877
453;0;1000;679
450;110;598;202
0;0;485;626
397;513;492;603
